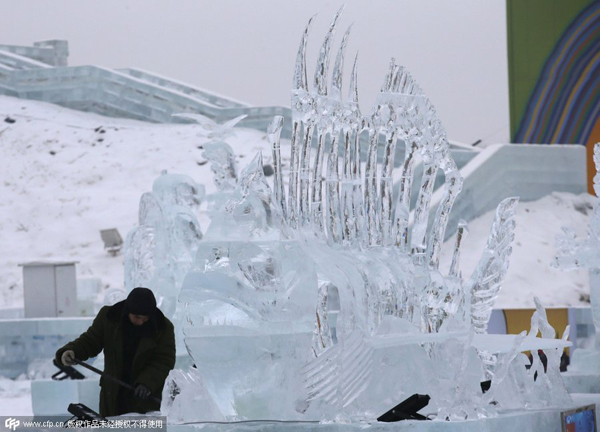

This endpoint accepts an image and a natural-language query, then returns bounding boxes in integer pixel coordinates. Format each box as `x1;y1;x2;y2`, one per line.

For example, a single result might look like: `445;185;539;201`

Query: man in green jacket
55;287;176;417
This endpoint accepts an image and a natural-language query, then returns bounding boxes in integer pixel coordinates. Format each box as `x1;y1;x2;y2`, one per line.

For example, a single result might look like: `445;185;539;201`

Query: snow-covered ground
0;95;277;309
0;95;593;311
0;377;32;416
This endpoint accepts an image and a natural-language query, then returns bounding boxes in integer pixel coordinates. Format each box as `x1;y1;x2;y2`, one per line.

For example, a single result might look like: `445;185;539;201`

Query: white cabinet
20;261;78;318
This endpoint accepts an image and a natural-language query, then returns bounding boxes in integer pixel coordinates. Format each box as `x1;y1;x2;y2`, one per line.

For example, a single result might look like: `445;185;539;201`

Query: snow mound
440;192;594;308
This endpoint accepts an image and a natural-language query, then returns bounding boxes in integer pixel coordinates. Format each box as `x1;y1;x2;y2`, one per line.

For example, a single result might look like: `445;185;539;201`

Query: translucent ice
269;116;287;220
554;143;600;346
124;172;203;360
202;141;238;192
160;11;531;423
173;112;247;141
469;197;519;335
161;367;225;423
484;298;571;409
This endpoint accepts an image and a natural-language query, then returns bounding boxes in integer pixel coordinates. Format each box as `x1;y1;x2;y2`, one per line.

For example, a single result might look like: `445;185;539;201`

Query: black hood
125;287;157;316
106;300;167;333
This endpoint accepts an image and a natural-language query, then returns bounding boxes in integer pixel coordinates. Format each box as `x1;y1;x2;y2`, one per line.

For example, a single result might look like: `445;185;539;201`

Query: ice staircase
0;41;296;139
0;41;476;159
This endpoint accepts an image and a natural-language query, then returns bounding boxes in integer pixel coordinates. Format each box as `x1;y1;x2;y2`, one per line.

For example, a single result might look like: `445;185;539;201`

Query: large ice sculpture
166;9;570;424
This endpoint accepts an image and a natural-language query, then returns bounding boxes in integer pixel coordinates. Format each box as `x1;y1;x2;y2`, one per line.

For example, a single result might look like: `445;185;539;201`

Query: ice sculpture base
372;332;572;353
563;372;600;394
184;326;314;420
0;316;94;378
567;348;600;374
181;330;573;422
562;348;600;393
166;393;600;432
31;378;99;416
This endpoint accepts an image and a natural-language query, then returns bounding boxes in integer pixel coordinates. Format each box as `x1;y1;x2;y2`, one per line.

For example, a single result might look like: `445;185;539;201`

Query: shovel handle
73;358;161;405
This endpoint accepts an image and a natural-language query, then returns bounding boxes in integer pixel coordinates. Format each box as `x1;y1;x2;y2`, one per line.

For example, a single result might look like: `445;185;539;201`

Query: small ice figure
125;172;204;320
202;141;238;192
173;113;247;140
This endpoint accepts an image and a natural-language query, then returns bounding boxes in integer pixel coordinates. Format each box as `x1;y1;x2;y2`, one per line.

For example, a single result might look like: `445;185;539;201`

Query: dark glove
134;384;151;400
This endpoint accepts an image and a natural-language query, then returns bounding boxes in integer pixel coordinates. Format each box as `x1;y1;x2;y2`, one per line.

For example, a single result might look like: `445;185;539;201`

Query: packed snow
0;95;592;310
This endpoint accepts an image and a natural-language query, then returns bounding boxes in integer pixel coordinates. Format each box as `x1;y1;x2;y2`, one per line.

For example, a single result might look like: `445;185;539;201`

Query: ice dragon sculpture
158;9;572;423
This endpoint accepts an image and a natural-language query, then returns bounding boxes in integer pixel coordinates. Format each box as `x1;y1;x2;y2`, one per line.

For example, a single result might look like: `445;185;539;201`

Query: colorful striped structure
514;1;599;147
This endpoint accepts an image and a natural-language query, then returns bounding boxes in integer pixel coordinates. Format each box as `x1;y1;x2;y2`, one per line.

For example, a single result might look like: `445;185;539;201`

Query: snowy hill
0;95;593;309
0;95;274;308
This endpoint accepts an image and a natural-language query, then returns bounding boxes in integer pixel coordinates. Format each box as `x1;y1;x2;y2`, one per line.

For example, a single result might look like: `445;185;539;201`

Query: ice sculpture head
182;150;317;331
152;172;204;208
203;152;287;242
202;141;237;192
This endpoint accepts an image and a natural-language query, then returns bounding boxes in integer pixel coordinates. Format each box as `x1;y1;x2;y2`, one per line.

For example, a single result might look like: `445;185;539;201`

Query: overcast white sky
2;0;510;144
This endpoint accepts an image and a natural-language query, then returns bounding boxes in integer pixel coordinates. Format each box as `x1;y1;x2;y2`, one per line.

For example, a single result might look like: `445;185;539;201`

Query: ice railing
0;63;295;134
0;40;67;67
117;68;248;109
0;50;51;72
0;40;477;169
0;40;245;108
